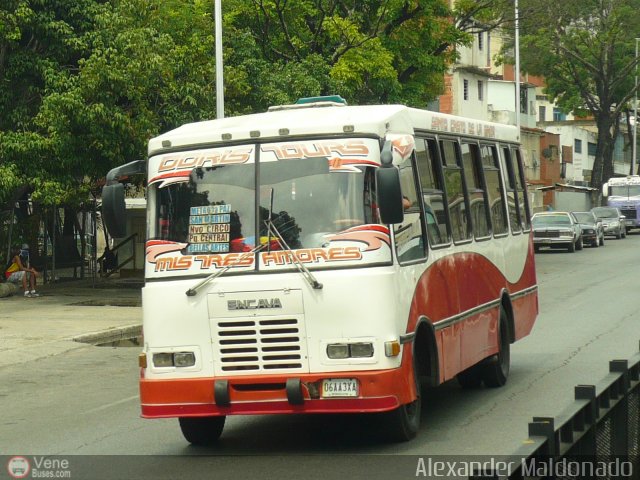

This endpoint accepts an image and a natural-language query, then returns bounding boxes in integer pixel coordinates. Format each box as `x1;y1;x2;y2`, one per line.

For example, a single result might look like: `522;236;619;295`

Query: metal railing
99;232;137;277
471;344;640;479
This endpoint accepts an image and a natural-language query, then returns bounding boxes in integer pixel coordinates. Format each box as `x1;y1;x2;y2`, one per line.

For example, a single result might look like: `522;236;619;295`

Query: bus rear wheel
481;308;510;388
179;416;226;445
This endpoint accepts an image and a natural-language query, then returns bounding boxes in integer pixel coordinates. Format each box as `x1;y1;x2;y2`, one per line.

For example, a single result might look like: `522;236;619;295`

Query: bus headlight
173;352;196;367
153;352;174;367
152;352;196;367
326;343;374;359
350;343;374;358
327;344;350;359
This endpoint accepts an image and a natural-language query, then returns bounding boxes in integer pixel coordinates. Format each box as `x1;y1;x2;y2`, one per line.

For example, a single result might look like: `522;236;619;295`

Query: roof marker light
295;95;347;105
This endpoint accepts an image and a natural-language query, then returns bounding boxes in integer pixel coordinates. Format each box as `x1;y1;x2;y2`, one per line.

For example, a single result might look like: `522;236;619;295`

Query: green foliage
225;0;468;107
0;0;506;207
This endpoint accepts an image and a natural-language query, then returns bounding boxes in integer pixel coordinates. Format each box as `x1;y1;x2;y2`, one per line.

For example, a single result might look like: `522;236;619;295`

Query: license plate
321;378;359;398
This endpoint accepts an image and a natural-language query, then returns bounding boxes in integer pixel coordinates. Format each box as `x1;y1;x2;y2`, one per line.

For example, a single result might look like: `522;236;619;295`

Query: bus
102;96;538;443
603;175;640;232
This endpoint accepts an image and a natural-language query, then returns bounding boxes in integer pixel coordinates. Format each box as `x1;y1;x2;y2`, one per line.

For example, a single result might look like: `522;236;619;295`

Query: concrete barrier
0;282;18;298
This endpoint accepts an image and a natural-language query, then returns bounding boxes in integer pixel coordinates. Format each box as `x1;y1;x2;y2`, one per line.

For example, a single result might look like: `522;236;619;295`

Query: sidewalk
0;277;142;368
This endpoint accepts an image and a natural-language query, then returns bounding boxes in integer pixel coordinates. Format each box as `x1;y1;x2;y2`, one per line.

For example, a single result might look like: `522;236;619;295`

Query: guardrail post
529;417;558;456
575;385;597;455
610;360;630;456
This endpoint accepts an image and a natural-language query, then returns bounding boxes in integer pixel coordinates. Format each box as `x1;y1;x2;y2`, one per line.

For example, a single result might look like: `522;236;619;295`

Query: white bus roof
607;175;640;186
148;104;519;155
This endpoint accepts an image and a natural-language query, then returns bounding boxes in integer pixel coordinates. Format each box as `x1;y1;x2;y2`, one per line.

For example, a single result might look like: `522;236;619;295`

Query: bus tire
481;308;510;388
382;356;421;442
179;416;226;445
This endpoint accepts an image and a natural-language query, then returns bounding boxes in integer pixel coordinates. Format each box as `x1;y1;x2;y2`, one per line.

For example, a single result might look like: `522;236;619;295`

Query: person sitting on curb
4;246;40;297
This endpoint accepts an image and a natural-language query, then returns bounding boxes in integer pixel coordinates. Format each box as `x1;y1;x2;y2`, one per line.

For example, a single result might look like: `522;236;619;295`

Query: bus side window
481;144;508;236
461;142;491;239
511;147;531;229
500;146;522;233
415;138;451;246
441;139;472;243
393;152;427;263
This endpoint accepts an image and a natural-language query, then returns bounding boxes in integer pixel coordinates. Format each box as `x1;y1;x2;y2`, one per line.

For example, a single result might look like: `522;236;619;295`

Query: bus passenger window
511;147;531;229
481;144;508;236
393;154;426;263
461;142;491;239
501;147;521;233
415;138;450;246
441;139;471;243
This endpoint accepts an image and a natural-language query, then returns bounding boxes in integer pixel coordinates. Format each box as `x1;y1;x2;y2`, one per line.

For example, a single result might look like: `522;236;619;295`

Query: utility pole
514;0;520;139
215;0;224;119
633;38;639;175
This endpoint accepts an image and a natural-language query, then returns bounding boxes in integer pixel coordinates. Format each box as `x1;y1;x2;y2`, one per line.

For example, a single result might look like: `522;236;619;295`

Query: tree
0;0;511;207
0;0;223;205
516;0;640;189
223;0;475;109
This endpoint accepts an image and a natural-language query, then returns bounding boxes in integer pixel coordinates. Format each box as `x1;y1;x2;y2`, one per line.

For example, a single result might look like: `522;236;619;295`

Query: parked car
591;206;627;239
532;212;583;253
571;211;605;247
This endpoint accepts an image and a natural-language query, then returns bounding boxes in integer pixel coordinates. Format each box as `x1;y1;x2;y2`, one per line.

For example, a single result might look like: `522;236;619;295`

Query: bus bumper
140;369;411;418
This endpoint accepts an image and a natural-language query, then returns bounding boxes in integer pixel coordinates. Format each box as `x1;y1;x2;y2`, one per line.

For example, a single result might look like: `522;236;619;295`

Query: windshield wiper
185;243;266;296
264;218;323;290
264;187;322;290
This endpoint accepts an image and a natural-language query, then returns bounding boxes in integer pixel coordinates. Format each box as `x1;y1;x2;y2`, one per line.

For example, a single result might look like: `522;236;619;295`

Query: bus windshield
148;145;385;272
609;185;640;197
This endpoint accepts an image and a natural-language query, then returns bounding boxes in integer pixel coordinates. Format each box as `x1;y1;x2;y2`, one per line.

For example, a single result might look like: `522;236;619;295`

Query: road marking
83;395;139;414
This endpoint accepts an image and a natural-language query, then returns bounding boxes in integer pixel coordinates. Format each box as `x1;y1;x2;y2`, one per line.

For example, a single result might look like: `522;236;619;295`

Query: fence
471;344;640;479
2;200;100;283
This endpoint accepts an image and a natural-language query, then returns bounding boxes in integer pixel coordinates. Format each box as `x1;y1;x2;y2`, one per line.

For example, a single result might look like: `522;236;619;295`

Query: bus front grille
214;317;306;373
621;208;636;219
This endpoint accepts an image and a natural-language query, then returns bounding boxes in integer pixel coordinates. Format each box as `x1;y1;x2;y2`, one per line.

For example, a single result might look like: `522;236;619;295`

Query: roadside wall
554;191;592;211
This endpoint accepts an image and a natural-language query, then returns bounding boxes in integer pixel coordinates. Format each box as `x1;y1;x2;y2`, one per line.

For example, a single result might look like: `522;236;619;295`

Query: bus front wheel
481;308;510;388
382;356;421;442
179;416;226;445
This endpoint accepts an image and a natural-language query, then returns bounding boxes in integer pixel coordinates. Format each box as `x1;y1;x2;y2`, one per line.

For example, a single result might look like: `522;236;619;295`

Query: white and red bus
102;96;538;443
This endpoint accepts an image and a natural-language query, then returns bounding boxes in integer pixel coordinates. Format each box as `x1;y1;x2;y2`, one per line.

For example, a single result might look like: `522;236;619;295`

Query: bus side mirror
376;166;404;225
602;184;608;197
101;159;146;238
102;183;127;238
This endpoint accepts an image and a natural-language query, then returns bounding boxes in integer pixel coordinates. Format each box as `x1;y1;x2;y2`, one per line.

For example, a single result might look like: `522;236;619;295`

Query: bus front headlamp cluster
152;352;196;368
326;342;374;359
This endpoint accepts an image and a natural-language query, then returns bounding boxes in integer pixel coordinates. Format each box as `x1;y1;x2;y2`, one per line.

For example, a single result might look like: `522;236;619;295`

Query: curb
72;324;142;345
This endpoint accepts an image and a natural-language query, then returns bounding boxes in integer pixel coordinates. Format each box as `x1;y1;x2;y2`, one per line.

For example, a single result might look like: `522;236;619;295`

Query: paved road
1;234;639;478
